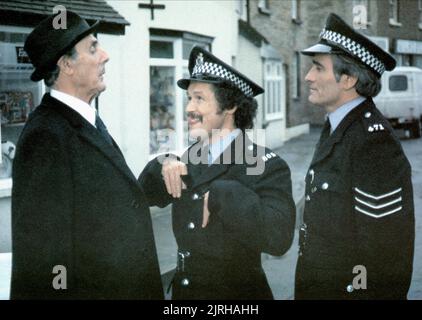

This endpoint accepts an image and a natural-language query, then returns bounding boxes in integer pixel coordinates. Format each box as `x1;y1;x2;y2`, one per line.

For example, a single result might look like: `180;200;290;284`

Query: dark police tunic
295;98;415;299
139;134;296;299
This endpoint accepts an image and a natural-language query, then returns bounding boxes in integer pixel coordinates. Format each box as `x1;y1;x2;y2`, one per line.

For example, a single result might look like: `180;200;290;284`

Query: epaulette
246;143;277;163
362;111;386;134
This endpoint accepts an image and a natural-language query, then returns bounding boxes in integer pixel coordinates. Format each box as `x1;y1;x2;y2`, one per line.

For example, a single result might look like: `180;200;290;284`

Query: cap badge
196;52;204;67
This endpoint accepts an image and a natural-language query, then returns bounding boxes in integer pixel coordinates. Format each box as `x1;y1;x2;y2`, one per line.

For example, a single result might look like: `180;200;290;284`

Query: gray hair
331;54;381;98
44;46;78;87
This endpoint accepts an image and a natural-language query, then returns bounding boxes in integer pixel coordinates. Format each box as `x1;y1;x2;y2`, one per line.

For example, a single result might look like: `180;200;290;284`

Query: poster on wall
0;91;34;125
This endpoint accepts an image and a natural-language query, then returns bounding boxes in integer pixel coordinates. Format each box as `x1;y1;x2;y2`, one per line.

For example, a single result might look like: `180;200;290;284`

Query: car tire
412;120;421;139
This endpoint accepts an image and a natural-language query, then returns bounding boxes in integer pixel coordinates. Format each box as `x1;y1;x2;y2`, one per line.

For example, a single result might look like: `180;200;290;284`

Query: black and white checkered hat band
192;62;254;97
320;28;385;75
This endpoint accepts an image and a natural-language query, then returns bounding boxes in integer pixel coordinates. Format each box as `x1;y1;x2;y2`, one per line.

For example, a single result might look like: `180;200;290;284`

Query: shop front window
264;59;284;121
0;28;43;180
150;66;176;154
149;33;211;156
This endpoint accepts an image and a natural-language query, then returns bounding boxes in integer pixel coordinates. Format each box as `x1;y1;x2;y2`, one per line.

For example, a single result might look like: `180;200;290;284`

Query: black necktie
95;114;113;146
317;118;331;148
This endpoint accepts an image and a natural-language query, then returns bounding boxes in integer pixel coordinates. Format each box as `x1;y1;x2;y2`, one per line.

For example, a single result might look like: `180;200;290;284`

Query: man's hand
202;191;210;228
161;159;187;198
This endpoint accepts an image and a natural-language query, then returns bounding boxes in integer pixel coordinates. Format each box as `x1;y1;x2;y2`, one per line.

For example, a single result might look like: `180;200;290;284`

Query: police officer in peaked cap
139;46;296;299
294;13;415;299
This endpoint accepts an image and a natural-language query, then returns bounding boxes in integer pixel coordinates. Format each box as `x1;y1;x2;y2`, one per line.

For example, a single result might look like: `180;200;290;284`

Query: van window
389;75;408;91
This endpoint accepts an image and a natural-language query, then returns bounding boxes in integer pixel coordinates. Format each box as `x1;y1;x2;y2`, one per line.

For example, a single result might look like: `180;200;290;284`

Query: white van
373;66;422;138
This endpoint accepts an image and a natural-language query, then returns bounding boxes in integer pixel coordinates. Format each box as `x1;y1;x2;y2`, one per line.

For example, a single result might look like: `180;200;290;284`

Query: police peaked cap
24;11;99;82
177;46;264;97
302;13;396;78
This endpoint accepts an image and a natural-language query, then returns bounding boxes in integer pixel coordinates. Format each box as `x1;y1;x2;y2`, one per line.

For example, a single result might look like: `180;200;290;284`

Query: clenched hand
161;158;187;198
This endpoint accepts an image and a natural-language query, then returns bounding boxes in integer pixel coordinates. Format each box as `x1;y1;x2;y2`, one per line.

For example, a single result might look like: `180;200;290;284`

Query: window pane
389;0;398;21
183;40;210;60
295;53;300;98
267;81;272;113
150;40;173;59
292;0;299;20
265;82;270;113
1;31;41;179
292;59;297;98
270;81;274;113
270;81;273;113
389;75;408;91
150;66;176;154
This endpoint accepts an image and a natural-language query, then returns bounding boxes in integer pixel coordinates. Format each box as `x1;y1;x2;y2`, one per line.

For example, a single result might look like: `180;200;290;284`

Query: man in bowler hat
11;11;163;299
139;47;296;299
295;13;415;299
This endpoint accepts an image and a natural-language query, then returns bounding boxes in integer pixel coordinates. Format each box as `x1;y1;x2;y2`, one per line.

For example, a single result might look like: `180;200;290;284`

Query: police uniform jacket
295;98;415;299
139;134;296;299
11;94;163;299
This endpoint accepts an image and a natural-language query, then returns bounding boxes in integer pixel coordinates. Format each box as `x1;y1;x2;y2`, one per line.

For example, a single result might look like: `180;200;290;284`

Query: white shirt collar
50;89;97;127
208;129;241;165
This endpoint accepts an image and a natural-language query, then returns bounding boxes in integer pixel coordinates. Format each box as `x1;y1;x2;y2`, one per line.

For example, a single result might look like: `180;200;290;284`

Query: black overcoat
11;93;163;299
139;134;296;299
295;98;415;299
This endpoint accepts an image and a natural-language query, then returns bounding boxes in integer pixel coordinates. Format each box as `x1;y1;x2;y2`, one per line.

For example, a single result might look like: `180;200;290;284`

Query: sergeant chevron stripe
355;205;402;219
354;187;402;200
355;196;402;209
353;187;403;218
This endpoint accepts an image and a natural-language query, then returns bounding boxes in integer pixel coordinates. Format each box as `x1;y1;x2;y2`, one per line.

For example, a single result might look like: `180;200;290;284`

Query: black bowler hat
177;46;264;97
302;13;396;77
24;11;99;82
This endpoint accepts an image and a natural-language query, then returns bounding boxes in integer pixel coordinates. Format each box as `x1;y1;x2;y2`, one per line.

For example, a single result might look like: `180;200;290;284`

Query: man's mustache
186;112;203;122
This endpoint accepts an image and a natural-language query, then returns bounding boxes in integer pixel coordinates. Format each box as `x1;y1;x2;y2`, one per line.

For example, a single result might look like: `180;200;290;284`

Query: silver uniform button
311;187;317;193
188;222;195;230
185;251;191;257
181;278;190;286
192;193;199;200
321;182;329;190
346;284;354;293
305;195;311;201
309;169;315;184
364;112;371;118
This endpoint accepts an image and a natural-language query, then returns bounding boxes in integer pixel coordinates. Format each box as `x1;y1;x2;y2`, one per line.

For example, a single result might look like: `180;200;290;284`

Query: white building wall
101;0;240;175
237;34;264;131
266;119;285;149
